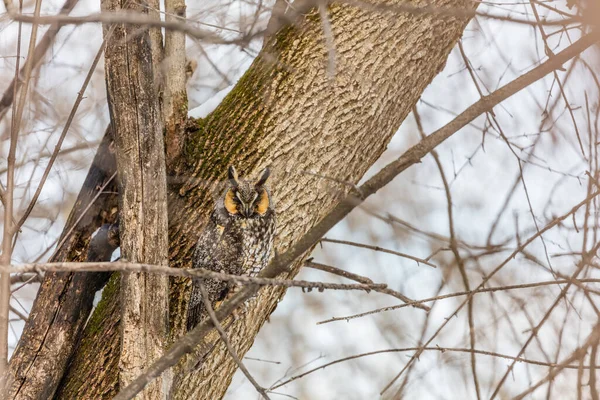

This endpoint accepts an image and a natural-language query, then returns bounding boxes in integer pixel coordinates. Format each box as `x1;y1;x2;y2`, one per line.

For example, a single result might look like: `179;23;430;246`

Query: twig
49;171;117;261
380;34;600;396
381;191;600;396
2;0;578;49
305;261;373;284
317;278;600;324
9;273;41;285
305;261;429;310
529;0;585;156
414;105;481;399
0;262;387;292
511;323;600;400
343;0;581;27
592;342;599;400
320;238;437;268
8;306;27;322
199;283;271;400
0;0;80;122
245;357;281;365
0;143;97;176
262;0;579;40
6;12;239;45
269;346;592;391
13;25;108;234
489;243;600;399
0;0;43;385
302;172;363;196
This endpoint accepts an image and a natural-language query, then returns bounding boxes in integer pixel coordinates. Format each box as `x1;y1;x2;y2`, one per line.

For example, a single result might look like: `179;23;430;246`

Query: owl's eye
224;189;239;215
255;189;269;215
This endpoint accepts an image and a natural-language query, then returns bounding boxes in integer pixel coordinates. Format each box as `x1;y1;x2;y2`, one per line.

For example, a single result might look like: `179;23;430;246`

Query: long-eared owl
186;166;276;331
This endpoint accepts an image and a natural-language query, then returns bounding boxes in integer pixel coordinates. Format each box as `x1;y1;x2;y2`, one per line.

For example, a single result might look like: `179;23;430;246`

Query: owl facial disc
224;166;271;218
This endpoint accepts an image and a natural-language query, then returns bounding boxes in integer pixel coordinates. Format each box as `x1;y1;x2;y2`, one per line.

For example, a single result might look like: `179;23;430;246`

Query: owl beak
240;204;251;217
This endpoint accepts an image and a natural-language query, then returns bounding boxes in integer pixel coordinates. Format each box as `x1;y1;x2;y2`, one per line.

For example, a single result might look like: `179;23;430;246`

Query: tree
0;0;597;398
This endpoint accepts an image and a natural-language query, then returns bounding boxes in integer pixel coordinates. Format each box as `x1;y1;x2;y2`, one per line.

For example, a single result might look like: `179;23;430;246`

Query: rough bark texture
100;0;170;397
56;1;474;398
9;0;475;398
163;0;188;162
7;127;118;399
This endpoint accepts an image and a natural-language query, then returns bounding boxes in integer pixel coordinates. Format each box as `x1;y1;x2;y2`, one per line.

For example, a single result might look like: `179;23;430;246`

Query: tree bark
163;0;188;162
58;1;475;398
9;0;476;398
7;127;118;399
100;0;171;397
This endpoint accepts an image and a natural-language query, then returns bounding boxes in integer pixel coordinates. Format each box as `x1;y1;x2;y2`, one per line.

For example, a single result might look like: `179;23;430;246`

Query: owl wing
186;217;229;331
186;281;206;331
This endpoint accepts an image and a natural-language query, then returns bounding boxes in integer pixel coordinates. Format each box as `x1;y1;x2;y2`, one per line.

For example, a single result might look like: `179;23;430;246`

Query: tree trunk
100;0;171;396
10;0;475;398
7;127;118;399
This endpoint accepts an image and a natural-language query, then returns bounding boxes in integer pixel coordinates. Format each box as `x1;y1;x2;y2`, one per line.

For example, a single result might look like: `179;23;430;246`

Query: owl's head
223;166;271;218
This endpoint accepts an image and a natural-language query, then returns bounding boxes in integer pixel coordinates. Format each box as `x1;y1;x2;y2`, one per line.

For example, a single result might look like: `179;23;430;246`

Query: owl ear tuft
228;166;239;187
255;167;270;187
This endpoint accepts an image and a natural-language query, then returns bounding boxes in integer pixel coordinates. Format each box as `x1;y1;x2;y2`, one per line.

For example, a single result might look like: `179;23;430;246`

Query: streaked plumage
186;166;276;331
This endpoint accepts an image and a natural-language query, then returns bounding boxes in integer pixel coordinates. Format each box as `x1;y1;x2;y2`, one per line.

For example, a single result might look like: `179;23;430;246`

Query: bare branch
344;0;582;27
511;323;600;400
489;242;600;399
414;105;481;400
198;283;271;400
0;262;388;292
382;190;600;396
0;0;80;122
318;278;600;325
591;342;599;400
0;0;43;386
8;306;27;322
6;12;239;45
12;28;107;234
9;274;41;286
269;345;593;391
305;260;374;284
305;261;430;310
320;238;437;268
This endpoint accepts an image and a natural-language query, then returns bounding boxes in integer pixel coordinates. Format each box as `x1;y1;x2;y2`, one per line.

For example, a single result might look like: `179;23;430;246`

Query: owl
186;166;276;331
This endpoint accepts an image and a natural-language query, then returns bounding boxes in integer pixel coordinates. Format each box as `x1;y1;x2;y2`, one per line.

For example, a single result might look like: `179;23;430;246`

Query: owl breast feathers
186;166;276;331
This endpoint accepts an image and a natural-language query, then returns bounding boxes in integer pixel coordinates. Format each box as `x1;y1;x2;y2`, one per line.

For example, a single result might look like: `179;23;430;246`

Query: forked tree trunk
9;0;475;398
